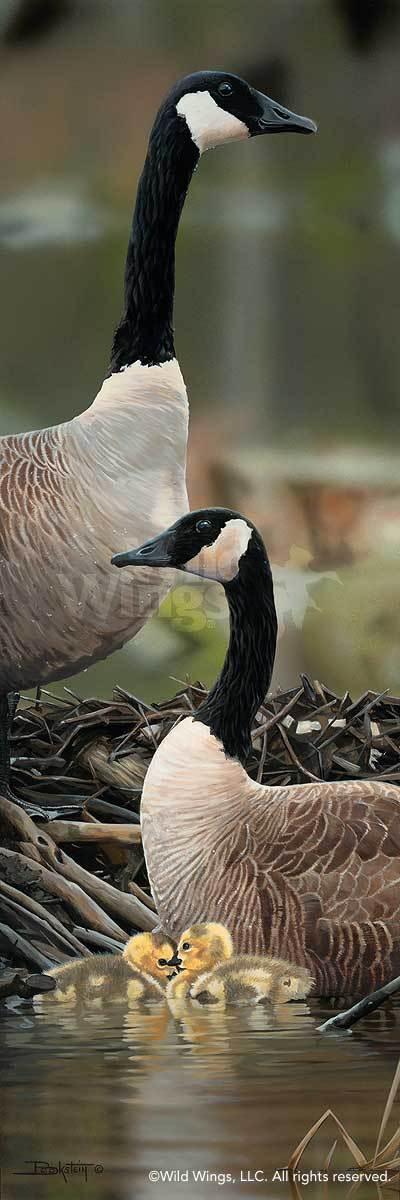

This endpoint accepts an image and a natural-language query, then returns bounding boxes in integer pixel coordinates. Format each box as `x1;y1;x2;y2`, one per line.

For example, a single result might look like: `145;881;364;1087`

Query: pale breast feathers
0;361;189;691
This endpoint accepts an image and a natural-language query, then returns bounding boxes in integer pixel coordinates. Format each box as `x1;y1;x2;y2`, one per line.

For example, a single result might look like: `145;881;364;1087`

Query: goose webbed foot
0;785;82;821
0;780;50;821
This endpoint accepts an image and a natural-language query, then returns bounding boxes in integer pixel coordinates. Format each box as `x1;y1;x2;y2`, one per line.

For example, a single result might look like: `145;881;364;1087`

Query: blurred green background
1;0;400;702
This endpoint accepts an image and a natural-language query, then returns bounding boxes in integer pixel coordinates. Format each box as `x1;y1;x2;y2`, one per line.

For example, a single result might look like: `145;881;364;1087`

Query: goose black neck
110;107;199;371
194;547;278;764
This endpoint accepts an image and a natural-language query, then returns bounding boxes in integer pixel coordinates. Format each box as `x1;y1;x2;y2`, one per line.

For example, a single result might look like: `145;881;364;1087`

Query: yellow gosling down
35;932;178;1011
167;923;314;1008
167;923;233;1001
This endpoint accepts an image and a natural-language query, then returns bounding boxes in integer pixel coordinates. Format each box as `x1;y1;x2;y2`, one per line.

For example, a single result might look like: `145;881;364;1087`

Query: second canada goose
167;922;313;1006
113;508;400;997
0;73;316;816
35;931;178;1009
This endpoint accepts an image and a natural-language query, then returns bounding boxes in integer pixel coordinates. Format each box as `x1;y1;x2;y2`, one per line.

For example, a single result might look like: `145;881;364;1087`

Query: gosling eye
158;958;167;967
218;81;233;97
181;942;191;952
195;520;212;533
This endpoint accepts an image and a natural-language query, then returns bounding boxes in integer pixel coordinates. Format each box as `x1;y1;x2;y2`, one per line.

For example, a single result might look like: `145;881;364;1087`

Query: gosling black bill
166;953;183;968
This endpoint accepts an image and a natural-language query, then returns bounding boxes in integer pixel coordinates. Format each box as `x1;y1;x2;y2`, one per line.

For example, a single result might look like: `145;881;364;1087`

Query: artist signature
12;1160;104;1184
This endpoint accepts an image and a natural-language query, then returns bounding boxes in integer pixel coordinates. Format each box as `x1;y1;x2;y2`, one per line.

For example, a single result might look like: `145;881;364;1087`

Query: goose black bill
253;90;317;135
111;529;174;569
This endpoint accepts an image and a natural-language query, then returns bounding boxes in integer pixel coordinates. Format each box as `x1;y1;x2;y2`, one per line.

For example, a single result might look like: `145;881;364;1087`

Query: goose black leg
0;691;18;788
0;690;48;819
0;691;86;822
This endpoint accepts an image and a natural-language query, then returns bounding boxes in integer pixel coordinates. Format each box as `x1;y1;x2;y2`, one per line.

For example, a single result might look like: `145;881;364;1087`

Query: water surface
1;998;399;1199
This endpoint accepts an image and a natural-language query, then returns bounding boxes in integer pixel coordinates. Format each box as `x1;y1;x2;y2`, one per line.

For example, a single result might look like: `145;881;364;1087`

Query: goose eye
181;942;191;952
196;520;212;533
218;81;233;97
158;958;167;967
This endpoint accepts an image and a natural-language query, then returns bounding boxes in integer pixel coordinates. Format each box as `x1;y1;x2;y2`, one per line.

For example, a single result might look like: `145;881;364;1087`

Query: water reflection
1;999;399;1198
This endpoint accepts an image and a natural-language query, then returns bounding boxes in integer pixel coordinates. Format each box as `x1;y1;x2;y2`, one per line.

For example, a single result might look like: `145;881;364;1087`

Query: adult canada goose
112;508;400;997
0;73;316;817
167;922;313;1006
35;930;178;1009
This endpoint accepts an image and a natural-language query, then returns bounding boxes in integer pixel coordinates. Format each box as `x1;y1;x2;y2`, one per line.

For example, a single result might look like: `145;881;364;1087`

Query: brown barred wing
248;779;400;994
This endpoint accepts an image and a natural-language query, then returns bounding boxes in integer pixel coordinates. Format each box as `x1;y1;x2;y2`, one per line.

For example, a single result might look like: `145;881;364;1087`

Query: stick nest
1;675;400;987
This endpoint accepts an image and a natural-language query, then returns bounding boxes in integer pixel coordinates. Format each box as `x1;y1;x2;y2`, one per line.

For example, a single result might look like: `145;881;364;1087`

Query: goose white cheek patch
184;518;252;582
176;91;249;153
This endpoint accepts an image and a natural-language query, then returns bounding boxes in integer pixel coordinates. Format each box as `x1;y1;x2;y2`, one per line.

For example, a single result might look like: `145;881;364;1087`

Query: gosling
36;931;178;1010
167;923;314;1008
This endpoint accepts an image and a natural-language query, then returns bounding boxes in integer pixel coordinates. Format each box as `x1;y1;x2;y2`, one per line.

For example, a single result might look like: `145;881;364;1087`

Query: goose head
166;71;317;154
122;930;179;983
111;507;267;585
112;508;277;763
